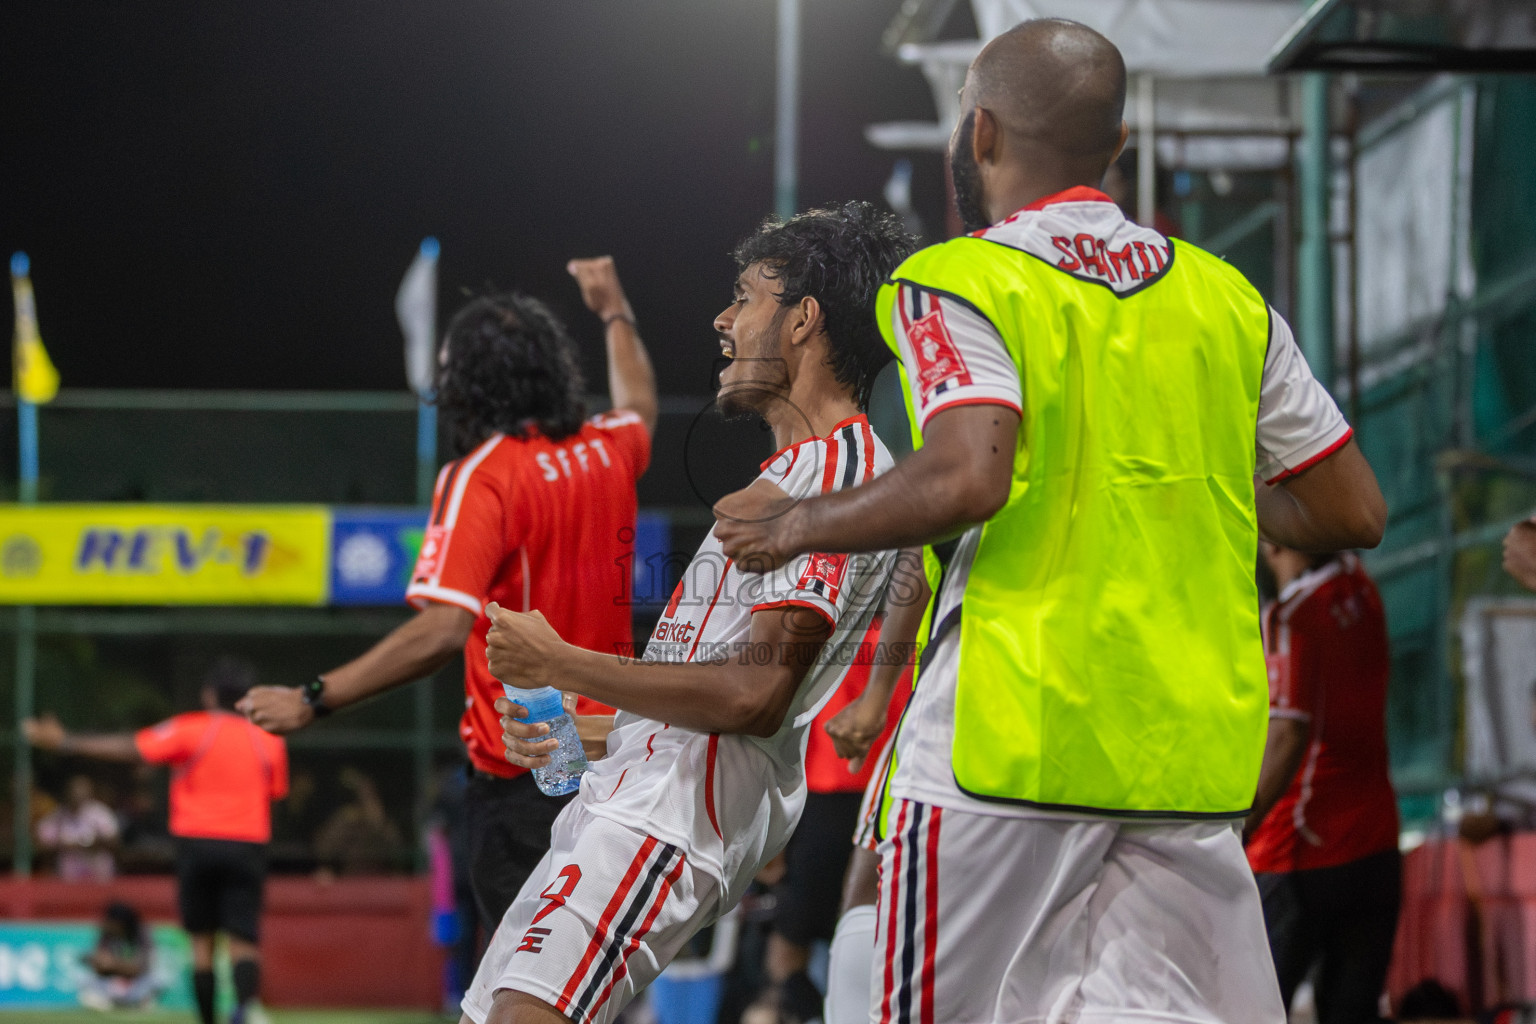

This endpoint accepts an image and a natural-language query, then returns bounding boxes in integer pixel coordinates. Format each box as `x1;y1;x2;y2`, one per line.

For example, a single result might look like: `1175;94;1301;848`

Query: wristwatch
302;676;333;718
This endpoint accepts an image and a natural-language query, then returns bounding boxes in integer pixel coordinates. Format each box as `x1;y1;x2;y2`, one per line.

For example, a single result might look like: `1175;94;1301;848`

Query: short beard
949;112;992;234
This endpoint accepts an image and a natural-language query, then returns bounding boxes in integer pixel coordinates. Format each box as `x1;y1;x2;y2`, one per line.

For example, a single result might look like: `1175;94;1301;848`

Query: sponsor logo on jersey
414;524;449;581
907;307;972;401
799;552;849;602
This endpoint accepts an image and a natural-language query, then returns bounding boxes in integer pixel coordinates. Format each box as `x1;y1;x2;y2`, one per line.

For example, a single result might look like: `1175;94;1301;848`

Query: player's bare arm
22;714;141;762
486;601;832;740
1254;438;1386;552
714;403;1019;570
1242;716;1311;841
238;603;473;733
568;256;659;437
824;547;926;772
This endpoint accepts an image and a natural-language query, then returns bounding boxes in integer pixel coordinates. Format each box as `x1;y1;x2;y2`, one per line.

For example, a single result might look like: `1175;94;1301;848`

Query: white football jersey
575;413;897;902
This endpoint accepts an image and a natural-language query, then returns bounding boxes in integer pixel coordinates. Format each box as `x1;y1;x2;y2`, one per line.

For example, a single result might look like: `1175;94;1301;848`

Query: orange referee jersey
406;411;649;778
135;710;289;843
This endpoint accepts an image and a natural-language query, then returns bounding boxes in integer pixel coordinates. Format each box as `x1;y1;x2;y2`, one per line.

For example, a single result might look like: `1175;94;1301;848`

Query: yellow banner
0;505;329;605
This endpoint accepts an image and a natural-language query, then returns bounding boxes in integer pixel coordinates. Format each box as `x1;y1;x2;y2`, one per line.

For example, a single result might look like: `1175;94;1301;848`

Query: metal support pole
774;0;800;220
415;398;437;507
1137;74;1156;228
1297;73;1335;391
13;397;38;878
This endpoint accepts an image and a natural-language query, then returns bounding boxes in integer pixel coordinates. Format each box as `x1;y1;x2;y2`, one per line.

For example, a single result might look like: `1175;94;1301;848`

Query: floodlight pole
775;0;800;220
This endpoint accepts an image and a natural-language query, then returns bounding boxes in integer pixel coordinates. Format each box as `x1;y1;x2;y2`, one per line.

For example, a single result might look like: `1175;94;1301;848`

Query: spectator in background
239;258;657;940
1246;545;1400;1024
78;901;159;1011
36;774;118;882
313;766;405;876
1502;518;1536;591
25;657;288;1024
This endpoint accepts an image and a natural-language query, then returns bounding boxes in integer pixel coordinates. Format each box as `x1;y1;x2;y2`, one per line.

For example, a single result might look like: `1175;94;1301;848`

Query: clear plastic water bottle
503;684;587;796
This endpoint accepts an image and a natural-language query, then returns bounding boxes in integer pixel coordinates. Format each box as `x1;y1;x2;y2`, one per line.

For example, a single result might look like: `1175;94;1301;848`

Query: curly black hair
732;201;918;410
435;292;586;455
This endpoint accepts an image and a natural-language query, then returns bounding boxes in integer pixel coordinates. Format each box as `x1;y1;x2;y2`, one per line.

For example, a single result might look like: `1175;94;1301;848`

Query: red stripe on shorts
557;836;658;1013
586;850;688;1019
704;733;722;839
920;806;942;1024
881;800;910;1024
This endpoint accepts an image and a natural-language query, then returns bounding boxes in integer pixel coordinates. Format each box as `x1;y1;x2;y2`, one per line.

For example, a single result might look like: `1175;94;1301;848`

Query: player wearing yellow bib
715;19;1387;1024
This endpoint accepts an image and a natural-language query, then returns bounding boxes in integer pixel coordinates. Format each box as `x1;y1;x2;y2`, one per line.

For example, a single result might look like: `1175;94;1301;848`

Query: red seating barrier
0;875;443;1008
1389;834;1536;1013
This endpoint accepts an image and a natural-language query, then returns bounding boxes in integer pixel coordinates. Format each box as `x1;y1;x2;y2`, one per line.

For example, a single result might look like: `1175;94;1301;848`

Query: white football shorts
463;801;722;1024
873;799;1284;1024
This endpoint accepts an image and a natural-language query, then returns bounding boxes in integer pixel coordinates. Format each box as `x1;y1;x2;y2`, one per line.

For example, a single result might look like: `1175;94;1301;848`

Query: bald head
969;19;1127;164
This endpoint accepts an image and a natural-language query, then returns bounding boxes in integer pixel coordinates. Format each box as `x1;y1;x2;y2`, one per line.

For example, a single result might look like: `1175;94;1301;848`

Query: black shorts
175;838;267;942
464;768;576;935
773;791;864;946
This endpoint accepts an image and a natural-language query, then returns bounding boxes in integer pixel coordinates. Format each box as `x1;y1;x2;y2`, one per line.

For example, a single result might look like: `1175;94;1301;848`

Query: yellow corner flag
11;252;59;405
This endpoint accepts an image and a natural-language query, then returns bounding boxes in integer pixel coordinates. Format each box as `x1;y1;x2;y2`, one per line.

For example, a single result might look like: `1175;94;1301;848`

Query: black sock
233;958;261;1008
192;969;216;1024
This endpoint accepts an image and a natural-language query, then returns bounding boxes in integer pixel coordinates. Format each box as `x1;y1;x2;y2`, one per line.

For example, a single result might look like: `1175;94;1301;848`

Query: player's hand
713;481;802;572
22;714;65;751
237;686;314;734
825;692;888;773
567;256;633;323
485;603;564;688
1504;518;1536;591
493;697;558;770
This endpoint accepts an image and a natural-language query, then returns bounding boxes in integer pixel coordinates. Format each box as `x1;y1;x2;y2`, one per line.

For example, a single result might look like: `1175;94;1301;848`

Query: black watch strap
302;676;332;717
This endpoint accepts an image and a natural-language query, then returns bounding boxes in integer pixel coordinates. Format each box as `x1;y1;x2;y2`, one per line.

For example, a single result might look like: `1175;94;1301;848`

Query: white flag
396;237;439;398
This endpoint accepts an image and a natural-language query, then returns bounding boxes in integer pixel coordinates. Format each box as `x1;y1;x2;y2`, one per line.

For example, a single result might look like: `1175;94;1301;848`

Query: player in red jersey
241;257;657;934
1246;544;1400;1024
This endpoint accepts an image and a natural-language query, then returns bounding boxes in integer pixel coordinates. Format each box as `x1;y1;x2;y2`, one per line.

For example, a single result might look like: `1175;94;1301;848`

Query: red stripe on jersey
1264;428;1354;485
595;769;628;802
663;580;685;618
920;807;942;1024
860;417;876;483
557;837;658;1013
881;800;910;1024
821;436;840;495
587;851;688;1019
684;560;733;662
704;734;722;839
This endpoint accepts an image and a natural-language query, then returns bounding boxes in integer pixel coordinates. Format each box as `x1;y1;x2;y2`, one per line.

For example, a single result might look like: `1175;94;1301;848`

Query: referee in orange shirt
26;657;288;1024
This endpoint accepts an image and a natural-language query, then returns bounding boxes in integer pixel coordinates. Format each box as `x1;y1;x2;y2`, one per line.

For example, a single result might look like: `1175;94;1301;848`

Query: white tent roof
867;0;1306;168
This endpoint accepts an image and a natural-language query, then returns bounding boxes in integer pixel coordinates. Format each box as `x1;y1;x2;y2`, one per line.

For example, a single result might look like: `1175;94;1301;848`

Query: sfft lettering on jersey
536;437;612;481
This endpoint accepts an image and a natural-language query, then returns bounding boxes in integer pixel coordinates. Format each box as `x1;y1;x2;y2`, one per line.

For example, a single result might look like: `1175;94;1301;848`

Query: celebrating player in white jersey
457;201;918;1024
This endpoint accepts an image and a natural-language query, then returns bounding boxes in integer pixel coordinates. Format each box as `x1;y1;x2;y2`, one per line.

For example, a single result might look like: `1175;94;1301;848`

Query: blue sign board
0;922;192;1010
328;507;671;611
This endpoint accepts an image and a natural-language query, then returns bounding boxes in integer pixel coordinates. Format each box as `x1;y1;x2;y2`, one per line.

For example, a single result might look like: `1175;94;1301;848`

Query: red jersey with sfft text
1246;553;1398;873
406;411;649;778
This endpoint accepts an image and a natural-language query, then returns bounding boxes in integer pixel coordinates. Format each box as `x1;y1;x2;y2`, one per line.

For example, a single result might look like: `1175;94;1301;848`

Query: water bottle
503;685;588;796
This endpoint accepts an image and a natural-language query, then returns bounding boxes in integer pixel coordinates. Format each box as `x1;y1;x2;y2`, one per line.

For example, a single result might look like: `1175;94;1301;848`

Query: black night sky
1;2;953;398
